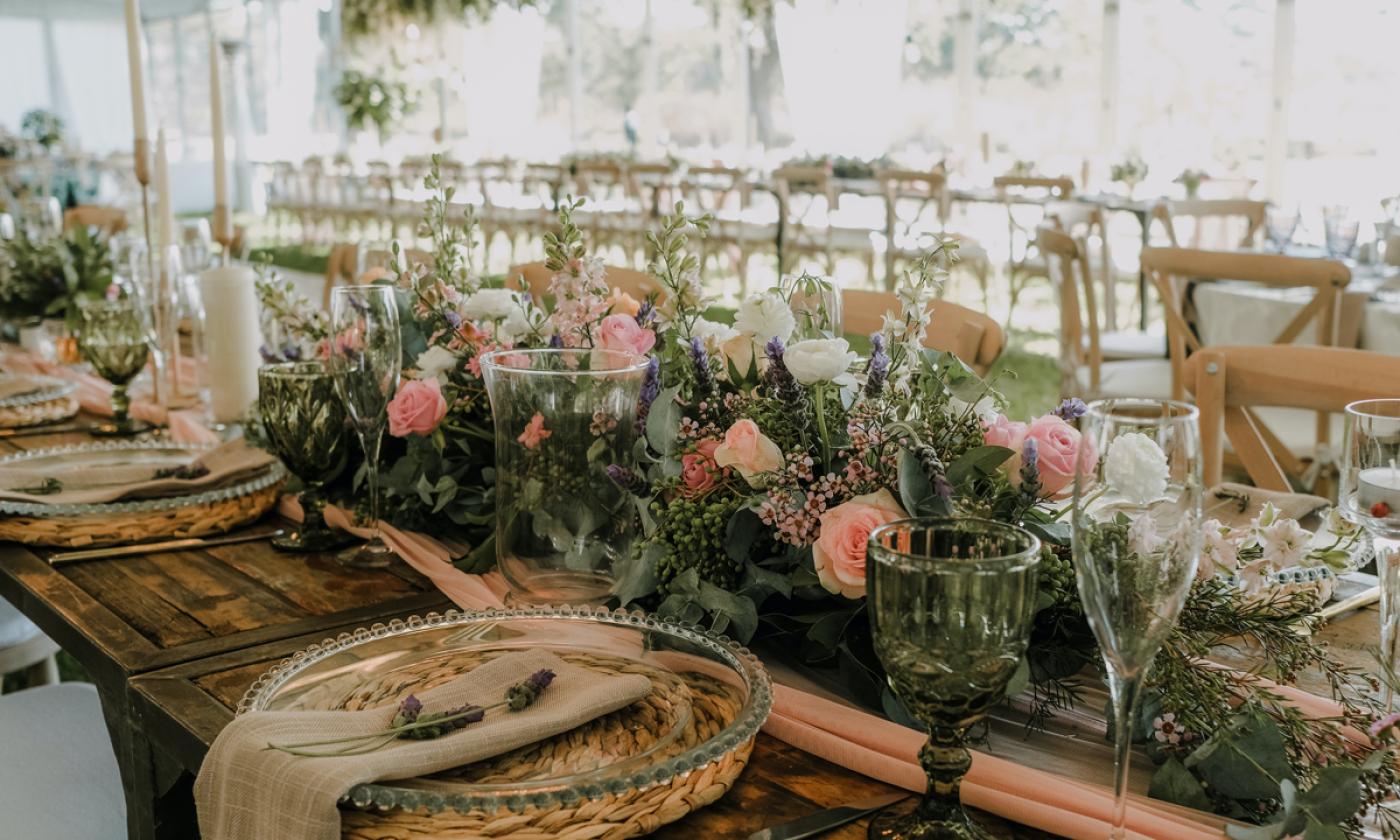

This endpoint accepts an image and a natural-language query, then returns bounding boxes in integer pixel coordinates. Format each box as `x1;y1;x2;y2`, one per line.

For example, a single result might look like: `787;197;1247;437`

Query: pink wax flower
387;379;448;437
517;412;552;449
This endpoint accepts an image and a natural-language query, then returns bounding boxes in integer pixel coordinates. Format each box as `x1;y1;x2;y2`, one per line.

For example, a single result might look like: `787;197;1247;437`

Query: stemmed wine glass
1339;399;1400;710
76;295;155;436
1072;399;1202;839
1264;205;1299;253
866;518;1041;839
1323;205;1360;260
327;285;401;568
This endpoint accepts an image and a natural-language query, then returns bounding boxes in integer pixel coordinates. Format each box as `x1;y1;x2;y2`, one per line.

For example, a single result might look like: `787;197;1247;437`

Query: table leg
95;678;161;840
1137;209;1151;331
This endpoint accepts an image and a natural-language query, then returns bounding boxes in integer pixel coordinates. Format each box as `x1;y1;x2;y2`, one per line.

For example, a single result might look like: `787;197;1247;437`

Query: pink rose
982;414;1028;451
1021;414;1097;497
813;489;907;599
387;378;447;437
597;313;656;356
680;439;722;496
714;419;785;487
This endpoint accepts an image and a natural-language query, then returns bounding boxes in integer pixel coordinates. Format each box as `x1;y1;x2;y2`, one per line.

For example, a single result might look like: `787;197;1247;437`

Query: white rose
1103;432;1169;504
413;345;460;383
461;288;518;321
686;318;740;354
734;292;797;344
783;338;859;387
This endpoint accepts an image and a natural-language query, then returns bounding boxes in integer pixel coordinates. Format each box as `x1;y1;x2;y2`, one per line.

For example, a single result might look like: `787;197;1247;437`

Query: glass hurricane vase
480;348;651;605
866;518;1041;840
76;296;154;436
258;361;355;553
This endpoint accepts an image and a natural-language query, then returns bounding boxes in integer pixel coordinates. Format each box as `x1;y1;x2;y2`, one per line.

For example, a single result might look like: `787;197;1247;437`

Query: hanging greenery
334;70;417;142
341;0;538;38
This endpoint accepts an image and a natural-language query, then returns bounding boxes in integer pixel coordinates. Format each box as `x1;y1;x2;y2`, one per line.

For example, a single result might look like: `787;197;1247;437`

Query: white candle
155;127;175;250
209;32;230;244
198;266;264;423
123;0;148;142
1359;463;1400;518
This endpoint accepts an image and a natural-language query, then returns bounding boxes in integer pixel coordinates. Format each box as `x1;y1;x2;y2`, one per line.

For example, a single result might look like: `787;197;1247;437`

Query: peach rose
680;439;722;496
609;288;642;317
714;419;785;487
597;313;656;356
813;489;907;599
387;378;447;437
1021;414;1097;497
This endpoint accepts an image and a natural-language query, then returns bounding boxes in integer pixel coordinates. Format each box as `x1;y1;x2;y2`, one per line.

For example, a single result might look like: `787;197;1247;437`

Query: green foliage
334;70;416;140
20;109;63;150
542;196;588;274
644;492;746;593
341;0;536;37
0;226;112;323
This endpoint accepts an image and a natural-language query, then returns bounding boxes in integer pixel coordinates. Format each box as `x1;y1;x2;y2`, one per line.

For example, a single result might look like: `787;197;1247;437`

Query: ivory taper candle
124;0;147;143
209;31;231;245
155;127;175;251
198;265;263;423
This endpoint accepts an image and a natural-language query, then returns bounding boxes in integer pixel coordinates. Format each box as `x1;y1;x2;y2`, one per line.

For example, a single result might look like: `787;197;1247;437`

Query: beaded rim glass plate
237;605;773;815
0;440;286;516
0;375;76;409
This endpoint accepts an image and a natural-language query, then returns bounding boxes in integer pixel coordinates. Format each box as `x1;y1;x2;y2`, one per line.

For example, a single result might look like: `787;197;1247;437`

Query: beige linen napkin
194;649;651;840
0;374;47;400
1206;481;1328;529
0;438;276;505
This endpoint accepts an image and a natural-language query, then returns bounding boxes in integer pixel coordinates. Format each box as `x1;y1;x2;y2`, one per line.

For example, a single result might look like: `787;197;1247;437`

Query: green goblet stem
111;383;132;430
915;729;974;826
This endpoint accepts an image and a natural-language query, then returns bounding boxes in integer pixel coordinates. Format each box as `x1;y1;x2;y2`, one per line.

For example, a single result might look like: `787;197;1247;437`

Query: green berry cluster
1037;543;1079;614
647;493;744;592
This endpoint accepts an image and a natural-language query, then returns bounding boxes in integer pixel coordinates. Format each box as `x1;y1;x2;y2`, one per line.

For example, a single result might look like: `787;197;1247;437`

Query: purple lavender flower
526;669;556;691
1019;437;1042;497
763;337;807;422
934;472;954;501
864;333;889;398
281;343;303;362
548;333;564;349
635;300;655;327
390;694;423;728
1053;398;1088;421
506;668;557;711
689;336;714;395
443;309;462;329
635;356;661;433
606;464;650;496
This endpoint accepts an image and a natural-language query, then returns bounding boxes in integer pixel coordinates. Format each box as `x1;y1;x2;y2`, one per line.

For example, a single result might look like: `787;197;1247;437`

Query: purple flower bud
635;300;654;326
259;344;279;363
864;334;889;398
548;333;564;349
398;695;422;722
444;309;462;329
606;464;649;496
635;356;661;433
689;336;714;395
1053;398;1088;421
281;342;303;362
934;473;954;501
527;669;556;691
1022;437;1039;472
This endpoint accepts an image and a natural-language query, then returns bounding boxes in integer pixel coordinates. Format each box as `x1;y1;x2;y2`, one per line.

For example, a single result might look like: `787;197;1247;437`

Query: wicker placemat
0;395;79;429
0;481;283;547
299;648;753;839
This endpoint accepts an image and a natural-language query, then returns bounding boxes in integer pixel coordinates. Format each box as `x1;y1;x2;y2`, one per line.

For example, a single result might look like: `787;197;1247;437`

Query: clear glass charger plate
237;605;773;815
0;374;76;408
0;440;286;516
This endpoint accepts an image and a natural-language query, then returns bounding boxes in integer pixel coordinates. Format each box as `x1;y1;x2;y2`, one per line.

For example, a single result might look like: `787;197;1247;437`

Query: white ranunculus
414;345;460;383
783;338;859;387
461;288;518;321
734;292;797;344
686;318;740;354
1103;432;1170;503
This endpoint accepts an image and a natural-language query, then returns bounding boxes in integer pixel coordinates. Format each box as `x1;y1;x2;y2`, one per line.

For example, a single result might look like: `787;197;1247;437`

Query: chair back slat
841;288;1004;374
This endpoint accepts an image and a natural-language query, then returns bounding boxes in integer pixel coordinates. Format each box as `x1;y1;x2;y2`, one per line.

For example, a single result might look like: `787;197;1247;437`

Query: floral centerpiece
0;226;114;327
257;157;1399;836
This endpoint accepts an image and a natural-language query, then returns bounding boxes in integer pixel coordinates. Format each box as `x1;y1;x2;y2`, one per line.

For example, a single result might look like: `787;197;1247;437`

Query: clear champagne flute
1071;399;1202;839
1339;399;1400;710
328;285;402;568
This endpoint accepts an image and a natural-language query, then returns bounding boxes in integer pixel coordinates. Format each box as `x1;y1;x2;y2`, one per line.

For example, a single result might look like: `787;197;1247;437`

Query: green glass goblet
866;518;1041;840
77;297;154;436
258;361;356;553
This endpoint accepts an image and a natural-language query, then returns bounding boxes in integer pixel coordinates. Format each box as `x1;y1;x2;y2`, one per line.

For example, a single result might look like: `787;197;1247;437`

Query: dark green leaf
1301;824;1347;840
724;507;764;564
1148;758;1214;812
1186;712;1291;801
645;386;682;455
1294;766;1362;826
897;448;950;516
946;445;1015;487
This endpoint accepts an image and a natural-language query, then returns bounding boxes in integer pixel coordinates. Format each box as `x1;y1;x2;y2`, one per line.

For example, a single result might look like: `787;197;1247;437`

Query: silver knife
48;529;285;566
748;793;908;840
0;423;91;439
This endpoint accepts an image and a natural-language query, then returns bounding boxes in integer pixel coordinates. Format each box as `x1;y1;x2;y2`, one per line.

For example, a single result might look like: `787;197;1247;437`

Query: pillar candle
123;0;147;142
155;127;175;250
198;266;263;423
209;32;231;244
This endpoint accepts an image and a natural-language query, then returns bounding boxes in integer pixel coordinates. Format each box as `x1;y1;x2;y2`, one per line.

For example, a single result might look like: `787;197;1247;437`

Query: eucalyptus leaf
946;445;1015;487
724;507;764;564
1186;712;1291;801
1148;758;1214;812
1294;766;1362;827
645;385;682;455
585;437;608;462
898;448;950;516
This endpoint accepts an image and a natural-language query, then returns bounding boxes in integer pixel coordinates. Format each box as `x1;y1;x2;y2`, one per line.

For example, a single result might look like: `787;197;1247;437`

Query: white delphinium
1103;432;1170;504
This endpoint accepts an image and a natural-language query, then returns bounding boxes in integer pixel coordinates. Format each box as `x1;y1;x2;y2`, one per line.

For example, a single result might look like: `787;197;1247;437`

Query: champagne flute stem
360;425;385;541
1107;670;1144;840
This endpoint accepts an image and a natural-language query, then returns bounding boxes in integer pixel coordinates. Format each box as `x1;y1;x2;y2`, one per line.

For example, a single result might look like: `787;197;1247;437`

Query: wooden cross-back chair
62;205;127;236
992;173;1075;326
878;167;988;296
1037;226;1172;401
509;260;665;307
678;165;756;293
841;288;1005;375
771;165;836;275
569;160;635;263
1187;345;1400;490
1150;199;1267;250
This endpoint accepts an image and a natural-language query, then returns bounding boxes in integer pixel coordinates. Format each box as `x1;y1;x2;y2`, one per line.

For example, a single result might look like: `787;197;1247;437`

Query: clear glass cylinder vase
480;348;651;605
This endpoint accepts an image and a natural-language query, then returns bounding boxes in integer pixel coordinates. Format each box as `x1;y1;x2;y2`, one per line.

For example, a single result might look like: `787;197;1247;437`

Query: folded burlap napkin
1205;482;1328;530
194;649;652;840
0;438;277;505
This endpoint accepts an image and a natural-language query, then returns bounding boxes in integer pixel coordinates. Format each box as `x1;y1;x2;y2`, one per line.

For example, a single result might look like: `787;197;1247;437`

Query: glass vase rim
1084;398;1198;426
258;360;332;379
867;516;1042;572
1345;398;1400;420
331;283;397;298
478;347;652;377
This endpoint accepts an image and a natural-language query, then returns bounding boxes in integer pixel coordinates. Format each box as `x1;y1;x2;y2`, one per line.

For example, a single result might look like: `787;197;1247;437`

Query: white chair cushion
1076;359;1174;400
1097;331;1166;361
0;597;42;649
0;683;125;839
